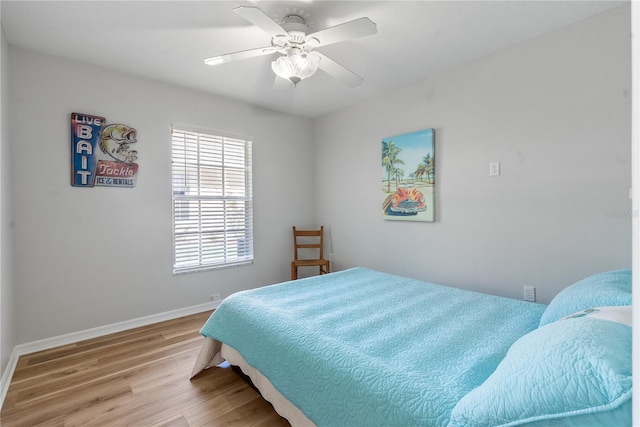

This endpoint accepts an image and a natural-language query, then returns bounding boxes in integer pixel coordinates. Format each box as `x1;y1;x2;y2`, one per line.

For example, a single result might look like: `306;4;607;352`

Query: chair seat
293;259;330;267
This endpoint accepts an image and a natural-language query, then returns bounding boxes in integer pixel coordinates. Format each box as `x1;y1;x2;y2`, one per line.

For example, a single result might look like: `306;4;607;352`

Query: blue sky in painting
382;128;434;180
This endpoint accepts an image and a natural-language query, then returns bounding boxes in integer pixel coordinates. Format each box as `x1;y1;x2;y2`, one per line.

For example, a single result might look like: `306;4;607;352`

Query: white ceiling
1;1;626;118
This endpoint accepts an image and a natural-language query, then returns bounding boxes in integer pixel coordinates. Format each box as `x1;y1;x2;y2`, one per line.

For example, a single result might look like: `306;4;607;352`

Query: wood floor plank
172;345;203;369
0;311;290;427
200;396;292;427
64;366;246;426
183;377;267;426
0;376;133;426
149;413;191;427
7;358;102;406
9;334;202;404
253;412;293;427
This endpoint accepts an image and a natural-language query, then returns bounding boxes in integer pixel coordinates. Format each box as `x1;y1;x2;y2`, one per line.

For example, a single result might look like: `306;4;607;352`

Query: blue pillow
538;269;631;327
448;317;632;427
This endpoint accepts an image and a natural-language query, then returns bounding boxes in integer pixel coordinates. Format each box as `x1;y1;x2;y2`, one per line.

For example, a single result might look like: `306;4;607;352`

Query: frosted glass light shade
271;54;319;85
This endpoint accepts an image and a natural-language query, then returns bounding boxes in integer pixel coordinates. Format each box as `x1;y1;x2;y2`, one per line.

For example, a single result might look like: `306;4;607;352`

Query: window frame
171;125;253;274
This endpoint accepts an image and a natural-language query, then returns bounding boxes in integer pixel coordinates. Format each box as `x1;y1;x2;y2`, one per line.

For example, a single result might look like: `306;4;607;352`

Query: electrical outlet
489;162;500;176
523;286;536;302
330;252;334;262
210;293;221;302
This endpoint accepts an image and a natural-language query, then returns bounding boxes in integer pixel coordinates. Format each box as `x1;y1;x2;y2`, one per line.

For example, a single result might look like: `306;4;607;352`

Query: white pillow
562;305;632;326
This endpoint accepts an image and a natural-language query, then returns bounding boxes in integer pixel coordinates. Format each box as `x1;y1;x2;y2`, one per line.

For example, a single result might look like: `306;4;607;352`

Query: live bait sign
70;112;139;188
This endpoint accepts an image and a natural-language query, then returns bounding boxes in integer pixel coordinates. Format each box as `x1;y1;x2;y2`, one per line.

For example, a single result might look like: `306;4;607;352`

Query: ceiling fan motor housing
273;15;317;48
281;15;309;33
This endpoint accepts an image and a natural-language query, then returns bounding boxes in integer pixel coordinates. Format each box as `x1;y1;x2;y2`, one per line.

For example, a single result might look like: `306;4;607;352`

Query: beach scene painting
382;128;435;222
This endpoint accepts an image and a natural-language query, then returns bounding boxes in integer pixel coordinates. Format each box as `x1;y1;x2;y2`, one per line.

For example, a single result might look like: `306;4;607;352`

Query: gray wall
7;47;315;344
314;5;632;304
1;22;14;376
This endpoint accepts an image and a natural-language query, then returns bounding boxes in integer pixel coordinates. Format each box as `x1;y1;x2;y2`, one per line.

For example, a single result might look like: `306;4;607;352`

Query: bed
190;267;632;426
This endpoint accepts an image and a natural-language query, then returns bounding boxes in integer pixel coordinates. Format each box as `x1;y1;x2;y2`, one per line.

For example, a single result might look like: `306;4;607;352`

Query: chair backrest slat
292;226;324;260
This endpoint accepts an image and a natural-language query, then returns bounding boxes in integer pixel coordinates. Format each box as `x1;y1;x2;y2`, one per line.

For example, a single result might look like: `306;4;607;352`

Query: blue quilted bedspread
200;267;547;426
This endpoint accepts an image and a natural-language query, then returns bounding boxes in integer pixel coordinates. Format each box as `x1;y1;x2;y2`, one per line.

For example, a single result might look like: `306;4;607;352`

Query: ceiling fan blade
204;46;275;66
233;6;289;39
305;17;377;48
315;52;364;88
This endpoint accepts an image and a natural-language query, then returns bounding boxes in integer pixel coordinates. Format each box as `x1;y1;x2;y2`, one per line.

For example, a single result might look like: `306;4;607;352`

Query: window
171;126;253;274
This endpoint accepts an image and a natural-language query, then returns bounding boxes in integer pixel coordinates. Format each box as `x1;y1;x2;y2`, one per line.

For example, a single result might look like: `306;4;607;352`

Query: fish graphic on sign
71;113;139;188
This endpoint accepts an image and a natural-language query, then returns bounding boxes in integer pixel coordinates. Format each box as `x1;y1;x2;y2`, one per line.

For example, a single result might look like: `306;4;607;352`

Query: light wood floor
0;311;290;427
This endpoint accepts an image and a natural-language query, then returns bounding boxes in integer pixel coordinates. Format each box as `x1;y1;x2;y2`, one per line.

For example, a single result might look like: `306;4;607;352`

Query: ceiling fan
204;6;377;87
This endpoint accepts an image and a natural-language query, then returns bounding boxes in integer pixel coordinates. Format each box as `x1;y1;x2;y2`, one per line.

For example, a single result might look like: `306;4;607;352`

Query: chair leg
291;262;296;280
320;262;330;275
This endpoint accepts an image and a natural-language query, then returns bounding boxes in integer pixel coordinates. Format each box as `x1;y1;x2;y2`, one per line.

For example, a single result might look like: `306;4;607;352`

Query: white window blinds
171;127;253;274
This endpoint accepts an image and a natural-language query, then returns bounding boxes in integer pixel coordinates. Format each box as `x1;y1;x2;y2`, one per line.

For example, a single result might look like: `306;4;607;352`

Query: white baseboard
0;300;219;408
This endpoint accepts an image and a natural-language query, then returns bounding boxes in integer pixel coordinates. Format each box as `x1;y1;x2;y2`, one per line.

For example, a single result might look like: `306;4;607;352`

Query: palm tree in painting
415;162;427;182
394;168;404;186
382;141;404;192
423;153;435;184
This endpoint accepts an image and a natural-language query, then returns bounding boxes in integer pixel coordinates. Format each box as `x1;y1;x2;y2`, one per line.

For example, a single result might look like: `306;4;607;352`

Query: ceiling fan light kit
204;6;377;87
271;50;319;85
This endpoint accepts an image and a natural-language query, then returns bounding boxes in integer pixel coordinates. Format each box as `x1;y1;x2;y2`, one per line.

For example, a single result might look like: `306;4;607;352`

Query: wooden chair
291;226;330;280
